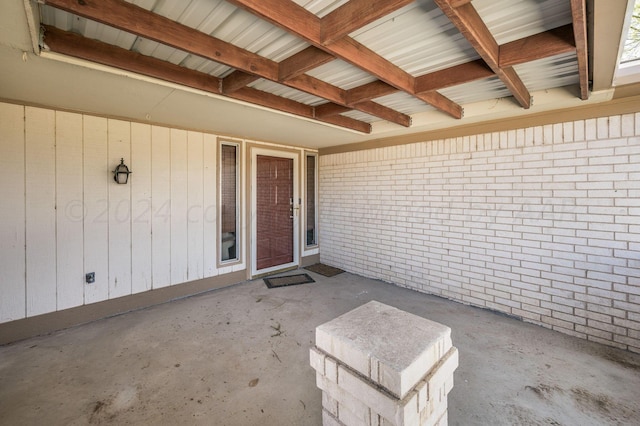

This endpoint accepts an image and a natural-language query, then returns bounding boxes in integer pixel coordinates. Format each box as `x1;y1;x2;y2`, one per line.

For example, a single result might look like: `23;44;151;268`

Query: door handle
290;205;300;219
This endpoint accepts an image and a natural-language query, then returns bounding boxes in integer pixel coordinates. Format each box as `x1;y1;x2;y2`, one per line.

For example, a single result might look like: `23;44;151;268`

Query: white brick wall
319;113;640;353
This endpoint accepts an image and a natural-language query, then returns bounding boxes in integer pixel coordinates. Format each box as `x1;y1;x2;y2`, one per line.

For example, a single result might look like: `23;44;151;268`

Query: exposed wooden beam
43;26;371;133
415;59;493;94
45;0;408;127
315;103;352;118
43;25;221;95
227;0;463;118
232;87;314;118
279;46;335;81
415;91;463;119
318;100;410;127
44;0;280;81
222;71;260;94
236;86;371;133
284;75;411;127
449;0;472;7
356;101;411;127
434;0;531;109
321;0;414;45
570;0;590;100
317;114;372;134
500;24;576;68
286;74;346;105
347;81;398;105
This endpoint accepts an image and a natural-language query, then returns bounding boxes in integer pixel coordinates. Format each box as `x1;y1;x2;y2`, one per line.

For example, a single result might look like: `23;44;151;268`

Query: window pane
621;0;640;62
221;144;238;261
306;154;317;246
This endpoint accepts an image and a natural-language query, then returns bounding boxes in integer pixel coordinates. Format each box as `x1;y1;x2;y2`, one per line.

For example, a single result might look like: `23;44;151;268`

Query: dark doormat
264;273;315;289
305;263;345;277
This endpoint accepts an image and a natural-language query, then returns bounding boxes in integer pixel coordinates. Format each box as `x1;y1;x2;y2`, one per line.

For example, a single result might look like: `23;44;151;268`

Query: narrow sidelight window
306;153;318;247
220;143;239;262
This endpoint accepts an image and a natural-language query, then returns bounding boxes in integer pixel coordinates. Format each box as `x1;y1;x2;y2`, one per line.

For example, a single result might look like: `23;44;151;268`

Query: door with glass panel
256;155;294;270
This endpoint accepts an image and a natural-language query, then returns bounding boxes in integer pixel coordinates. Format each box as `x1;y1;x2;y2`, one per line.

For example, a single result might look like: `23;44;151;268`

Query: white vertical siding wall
0;103;26;321
320;112;640;353
131;122;153;294
0;102;243;323
25;107;57;316
83;116;109;304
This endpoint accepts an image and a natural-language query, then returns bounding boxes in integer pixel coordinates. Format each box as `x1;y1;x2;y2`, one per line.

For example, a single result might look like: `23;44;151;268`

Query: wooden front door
256;155;294;270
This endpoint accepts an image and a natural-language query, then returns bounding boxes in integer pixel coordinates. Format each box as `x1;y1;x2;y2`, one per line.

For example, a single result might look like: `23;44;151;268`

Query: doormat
305;263;345;277
264;273;315;289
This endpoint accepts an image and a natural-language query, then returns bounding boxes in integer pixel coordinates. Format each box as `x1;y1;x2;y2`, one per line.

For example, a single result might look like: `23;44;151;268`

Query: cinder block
323;408;345;426
323;392;339;417
317;372;376;426
310;346;326;376
425;348;458;402
326;355;339;383
316;301;452;399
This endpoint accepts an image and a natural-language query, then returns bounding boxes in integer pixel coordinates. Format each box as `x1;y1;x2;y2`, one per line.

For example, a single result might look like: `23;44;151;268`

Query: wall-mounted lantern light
113;158;132;184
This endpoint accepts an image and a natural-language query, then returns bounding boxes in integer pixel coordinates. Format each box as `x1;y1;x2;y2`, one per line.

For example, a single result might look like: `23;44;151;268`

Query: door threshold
252;265;299;280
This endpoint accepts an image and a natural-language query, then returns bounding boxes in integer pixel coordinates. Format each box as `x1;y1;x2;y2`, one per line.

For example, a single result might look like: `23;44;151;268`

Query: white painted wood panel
55;111;84;310
151;126;171;288
187;131;204;281
25;107;57;316
83;116;109;304
83;115;110;303
131;123;152;294
203;134;217;277
0;103;26;322
107;119;132;299
170;129;188;285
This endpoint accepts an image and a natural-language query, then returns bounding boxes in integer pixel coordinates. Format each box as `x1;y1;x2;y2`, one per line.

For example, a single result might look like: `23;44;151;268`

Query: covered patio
1;269;638;425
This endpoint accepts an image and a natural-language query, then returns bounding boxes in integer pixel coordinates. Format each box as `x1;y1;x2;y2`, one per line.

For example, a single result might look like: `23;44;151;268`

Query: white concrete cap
315;300;452;399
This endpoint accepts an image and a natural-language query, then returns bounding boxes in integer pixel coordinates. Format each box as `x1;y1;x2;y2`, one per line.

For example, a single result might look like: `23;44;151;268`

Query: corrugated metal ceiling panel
474;0;573;44
351;0;478;76
440;77;510;105
293;0;349;18
306;60;378;90
374;92;436;116
341;110;378;123
515;52;579;92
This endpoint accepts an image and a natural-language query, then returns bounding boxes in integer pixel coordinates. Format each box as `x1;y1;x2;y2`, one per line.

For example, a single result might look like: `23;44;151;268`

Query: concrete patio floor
1;270;639;425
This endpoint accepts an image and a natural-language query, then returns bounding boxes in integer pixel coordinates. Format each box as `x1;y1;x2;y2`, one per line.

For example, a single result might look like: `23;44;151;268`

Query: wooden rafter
42;0;408;128
42;25;370;133
42;0;589;132
434;0;531;109
347;81;398;105
44;0;279;80
499;24;576;68
227;0;463;118
570;0;590;100
222;71;260;94
315;103;352;118
317;114;372;133
278;46;335;81
415;60;493;94
357;101;412;127
43;26;222;95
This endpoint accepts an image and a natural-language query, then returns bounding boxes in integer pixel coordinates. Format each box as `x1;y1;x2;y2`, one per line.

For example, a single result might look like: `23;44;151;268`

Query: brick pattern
311;345;456;426
311;301;458;426
319;113;640;353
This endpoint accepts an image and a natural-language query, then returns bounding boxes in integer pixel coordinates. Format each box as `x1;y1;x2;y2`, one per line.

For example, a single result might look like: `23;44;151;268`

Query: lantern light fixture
113;158;132;184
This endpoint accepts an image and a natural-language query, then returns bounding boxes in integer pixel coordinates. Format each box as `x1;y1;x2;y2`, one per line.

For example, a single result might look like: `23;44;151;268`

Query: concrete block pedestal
310;301;458;426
